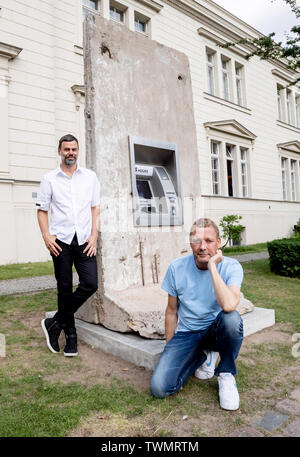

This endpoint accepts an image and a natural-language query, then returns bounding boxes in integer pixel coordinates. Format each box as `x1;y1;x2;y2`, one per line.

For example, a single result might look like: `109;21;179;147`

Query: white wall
0;0;84;264
0;0;299;265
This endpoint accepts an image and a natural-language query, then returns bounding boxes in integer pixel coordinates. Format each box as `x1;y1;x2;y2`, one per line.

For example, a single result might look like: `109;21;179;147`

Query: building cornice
0;42;22;60
204;119;257;141
272;68;300;87
71;85;85;111
277;140;300;154
198;27;249;58
165;0;299;81
136;0;164;12
71;84;85;96
164;0;259;42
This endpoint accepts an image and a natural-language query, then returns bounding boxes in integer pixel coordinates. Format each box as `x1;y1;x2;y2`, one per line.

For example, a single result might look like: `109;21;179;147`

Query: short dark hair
58;134;79;150
190;218;220;239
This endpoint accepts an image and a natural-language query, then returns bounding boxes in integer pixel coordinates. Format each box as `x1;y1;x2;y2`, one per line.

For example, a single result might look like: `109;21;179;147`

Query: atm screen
137;180;153;200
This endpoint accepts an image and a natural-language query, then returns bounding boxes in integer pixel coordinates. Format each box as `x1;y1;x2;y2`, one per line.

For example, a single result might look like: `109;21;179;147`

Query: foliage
267;237;300;277
292;217;300;236
221;0;300;86
219;214;245;249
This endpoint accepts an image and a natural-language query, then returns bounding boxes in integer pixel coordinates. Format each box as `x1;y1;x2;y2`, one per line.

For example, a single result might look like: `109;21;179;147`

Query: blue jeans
150;310;243;398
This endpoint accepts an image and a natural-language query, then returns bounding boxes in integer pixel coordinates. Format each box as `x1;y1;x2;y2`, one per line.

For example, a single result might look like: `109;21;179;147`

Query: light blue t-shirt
162;254;244;332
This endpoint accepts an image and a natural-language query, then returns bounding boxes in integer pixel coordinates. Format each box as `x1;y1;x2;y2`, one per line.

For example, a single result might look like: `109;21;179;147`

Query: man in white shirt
36;134;100;356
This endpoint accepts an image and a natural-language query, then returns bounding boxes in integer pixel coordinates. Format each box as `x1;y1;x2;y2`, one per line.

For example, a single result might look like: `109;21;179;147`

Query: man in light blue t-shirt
150;218;244;411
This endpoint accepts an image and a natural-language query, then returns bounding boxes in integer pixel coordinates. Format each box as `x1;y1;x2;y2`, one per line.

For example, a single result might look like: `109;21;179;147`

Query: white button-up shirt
36;166;100;245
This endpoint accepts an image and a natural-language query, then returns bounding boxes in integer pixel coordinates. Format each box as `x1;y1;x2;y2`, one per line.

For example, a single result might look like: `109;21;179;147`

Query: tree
221;0;300;86
219;215;245;249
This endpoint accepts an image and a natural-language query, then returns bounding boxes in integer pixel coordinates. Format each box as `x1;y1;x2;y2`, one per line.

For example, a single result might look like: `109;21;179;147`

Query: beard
63;156;77;166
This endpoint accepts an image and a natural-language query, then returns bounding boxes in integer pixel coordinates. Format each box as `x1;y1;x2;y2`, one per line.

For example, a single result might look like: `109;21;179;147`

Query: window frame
82;0;100;20
211;140;221;195
240;147;249;198
109;0;127;24
290;159;297;201
221;56;230;101
281;157;288;201
134;11;150;35
206;49;216;96
235;63;243;106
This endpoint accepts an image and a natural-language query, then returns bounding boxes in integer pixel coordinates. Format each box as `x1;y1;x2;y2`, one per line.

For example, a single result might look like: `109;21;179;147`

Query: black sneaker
64;327;78;357
41;318;62;353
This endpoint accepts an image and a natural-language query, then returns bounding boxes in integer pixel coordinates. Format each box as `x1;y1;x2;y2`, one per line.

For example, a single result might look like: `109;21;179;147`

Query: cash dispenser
129;136;183;226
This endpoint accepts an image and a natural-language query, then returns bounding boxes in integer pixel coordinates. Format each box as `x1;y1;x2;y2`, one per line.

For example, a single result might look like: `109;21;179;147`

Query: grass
0;261;77;281
224;242;268;255
0;261;54;280
0;258;299;437
241;258;300;332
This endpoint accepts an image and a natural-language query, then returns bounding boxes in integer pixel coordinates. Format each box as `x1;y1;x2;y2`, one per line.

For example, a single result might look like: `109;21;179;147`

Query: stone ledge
46;307;275;370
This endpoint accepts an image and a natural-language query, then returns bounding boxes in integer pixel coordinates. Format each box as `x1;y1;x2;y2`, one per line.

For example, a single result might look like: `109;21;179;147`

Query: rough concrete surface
82;15;202;337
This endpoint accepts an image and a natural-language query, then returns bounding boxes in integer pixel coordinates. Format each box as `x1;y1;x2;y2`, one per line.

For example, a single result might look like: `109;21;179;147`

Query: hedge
267;238;300;278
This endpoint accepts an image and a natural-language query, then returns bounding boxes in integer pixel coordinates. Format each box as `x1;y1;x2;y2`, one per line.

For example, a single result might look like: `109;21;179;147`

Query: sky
211;0;299;44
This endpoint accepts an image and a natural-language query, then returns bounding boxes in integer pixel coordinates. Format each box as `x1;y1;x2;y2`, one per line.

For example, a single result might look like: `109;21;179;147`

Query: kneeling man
150;218;244;410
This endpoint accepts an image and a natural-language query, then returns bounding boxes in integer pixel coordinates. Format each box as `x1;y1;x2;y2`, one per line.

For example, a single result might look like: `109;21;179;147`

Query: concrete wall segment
82;14;201;335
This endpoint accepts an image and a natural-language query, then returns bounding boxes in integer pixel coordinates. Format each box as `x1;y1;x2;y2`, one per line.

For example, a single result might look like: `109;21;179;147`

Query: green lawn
0;261;54;281
0;259;299;437
223;242;268;255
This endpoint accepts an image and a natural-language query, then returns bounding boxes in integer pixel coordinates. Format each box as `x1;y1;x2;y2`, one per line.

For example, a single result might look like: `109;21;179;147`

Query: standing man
36;134;100;357
150;218;244;410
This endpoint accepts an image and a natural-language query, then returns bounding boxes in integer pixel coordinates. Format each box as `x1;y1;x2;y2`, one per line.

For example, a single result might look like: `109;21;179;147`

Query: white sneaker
218;373;240;411
195;350;219;380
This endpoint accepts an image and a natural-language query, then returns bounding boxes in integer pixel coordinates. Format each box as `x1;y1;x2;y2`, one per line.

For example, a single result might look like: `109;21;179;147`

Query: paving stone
275;398;300;415
282;420;300;437
290;388;300;402
254;411;290;432
227;427;264;437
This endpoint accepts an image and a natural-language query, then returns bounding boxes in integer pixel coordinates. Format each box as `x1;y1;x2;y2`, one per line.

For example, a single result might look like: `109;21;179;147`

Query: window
221;57;230;101
240;147;248;197
235;64;243;106
277;84;283;121
211;141;221;195
226;144;235;196
135;17;147;33
276;85;300;127
110;5;124;23
82;0;99;20
281;158;287;200
290;160;296;201
134;12;149;34
204;50;247;105
287;89;292;125
206;51;215;96
295;96;300;128
205;120;255;199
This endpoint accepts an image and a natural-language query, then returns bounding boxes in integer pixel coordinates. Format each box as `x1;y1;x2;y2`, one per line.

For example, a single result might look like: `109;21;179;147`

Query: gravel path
0;273;79;296
0;252;268;296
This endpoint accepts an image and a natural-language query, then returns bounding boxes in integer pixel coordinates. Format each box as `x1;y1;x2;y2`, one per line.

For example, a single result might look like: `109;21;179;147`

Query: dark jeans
150;310;243;398
52;234;98;328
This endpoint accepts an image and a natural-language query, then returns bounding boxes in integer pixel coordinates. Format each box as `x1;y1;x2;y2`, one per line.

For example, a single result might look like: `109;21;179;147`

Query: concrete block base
46;307;275;370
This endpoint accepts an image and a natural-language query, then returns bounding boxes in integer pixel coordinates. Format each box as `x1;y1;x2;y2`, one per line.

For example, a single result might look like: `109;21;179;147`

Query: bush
219;214;245;249
293;218;300;237
267;238;300;278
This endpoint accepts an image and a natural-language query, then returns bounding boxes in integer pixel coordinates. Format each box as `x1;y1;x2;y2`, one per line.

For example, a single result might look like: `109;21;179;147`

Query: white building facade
0;0;299;265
